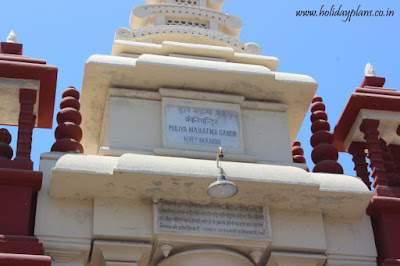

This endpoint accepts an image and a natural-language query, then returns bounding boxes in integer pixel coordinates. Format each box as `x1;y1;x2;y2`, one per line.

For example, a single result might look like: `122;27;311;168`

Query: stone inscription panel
155;200;268;240
165;104;240;148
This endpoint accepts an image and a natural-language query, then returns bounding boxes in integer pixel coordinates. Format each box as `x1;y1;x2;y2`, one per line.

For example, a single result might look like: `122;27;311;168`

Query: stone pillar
332;67;400;265
14;89;37;170
359;119;388;188
0;30;55;266
389;144;400;180
380;139;400;187
348;142;371;188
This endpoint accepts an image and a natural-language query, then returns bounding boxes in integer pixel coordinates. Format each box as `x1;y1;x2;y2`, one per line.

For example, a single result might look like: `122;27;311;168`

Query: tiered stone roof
115;0;261;54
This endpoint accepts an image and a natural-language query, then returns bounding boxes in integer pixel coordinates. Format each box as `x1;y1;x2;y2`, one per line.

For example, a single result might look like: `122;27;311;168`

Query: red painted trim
368;204;400;264
0;59;58;129
0;253;51;266
0;170;42;235
0;160;33;171
0;42;22;55
0;236;43;255
355;88;400;97
374;185;400;198
367;196;400;215
333;91;400;152
368;195;400;264
360;76;386;88
381;259;400;265
0;169;42;191
0;54;46;64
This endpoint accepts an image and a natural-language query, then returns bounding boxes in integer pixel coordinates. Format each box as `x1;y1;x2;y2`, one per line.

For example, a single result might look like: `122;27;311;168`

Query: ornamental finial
365;62;376;77
6;29;18;43
51;86;84;153
310;95;343;174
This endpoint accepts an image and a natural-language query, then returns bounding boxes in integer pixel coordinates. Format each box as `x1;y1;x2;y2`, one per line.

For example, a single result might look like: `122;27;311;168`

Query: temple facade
1;0;398;265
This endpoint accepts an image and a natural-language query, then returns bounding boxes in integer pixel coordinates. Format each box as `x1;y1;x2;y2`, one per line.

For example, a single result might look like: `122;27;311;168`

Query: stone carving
147;0;225;10
310;96;343;174
118;0;261;55
51;86;84;153
155;200;268;240
0;128;13;159
116;26;261;54
165;104;240;148
132;4;241;27
243;42;261;55
173;0;199;6
161;243;173;257
166;19;208;29
250;250;262;264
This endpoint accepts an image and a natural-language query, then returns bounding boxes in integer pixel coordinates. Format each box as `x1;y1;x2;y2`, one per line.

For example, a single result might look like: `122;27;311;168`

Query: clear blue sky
1;0;399;176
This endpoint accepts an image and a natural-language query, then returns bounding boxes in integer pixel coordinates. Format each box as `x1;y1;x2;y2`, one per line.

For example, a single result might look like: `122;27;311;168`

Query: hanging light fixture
207;147;238;199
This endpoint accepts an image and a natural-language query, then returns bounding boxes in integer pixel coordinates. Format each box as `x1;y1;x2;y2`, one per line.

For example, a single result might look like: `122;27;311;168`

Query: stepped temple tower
0;0;382;265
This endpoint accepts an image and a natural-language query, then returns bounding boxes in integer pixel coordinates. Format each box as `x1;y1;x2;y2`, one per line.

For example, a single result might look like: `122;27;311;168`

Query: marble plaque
164;104;240;148
155;200;268;240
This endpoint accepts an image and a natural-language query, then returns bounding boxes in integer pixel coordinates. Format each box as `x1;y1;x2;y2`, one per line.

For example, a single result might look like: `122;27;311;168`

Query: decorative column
0;30;55;266
389;144;400;180
333;63;400;265
310;96;343;174
389;125;400;179
51;86;83;153
359;119;388;188
292;140;309;171
380;139;399;187
14;89;37;170
348;142;371;188
292;140;306;163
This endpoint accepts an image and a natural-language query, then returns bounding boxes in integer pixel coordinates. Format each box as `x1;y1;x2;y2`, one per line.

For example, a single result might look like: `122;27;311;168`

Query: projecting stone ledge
48;153;372;218
80;52;317;155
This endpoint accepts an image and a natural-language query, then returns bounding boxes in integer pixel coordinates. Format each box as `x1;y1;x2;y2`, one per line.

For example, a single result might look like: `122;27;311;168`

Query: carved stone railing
115;26;261;55
146;0;225;11
166;19;208;29
131;4;242;36
172;0;200;7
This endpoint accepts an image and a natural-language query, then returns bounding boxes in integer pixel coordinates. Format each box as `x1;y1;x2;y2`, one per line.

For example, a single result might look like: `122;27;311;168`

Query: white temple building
34;0;377;265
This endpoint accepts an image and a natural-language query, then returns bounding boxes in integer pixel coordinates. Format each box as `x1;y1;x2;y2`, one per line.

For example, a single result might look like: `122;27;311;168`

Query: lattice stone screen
174;0;199;6
166;19;208;29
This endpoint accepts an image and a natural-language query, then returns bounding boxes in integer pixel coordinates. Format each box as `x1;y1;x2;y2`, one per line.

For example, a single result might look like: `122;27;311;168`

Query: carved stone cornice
131;4;242;36
115;26;261;55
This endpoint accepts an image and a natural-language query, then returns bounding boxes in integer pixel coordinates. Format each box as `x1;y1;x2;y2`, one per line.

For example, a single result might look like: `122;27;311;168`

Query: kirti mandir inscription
165;105;240;148
155;200;268;240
